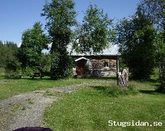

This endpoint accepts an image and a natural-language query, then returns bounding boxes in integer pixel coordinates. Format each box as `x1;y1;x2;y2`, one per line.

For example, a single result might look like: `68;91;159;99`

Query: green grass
1;67;164;130
90;84;138;97
0;68;116;100
0;78;92;100
44;81;165;131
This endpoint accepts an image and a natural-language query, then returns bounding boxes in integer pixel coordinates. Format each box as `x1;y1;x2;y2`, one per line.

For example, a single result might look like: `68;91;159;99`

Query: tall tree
42;0;76;79
0;41;18;68
72;5;114;54
138;0;165;61
0;41;21;78
19;22;48;75
139;0;165;90
139;0;165;28
116;8;156;79
0;41;5;67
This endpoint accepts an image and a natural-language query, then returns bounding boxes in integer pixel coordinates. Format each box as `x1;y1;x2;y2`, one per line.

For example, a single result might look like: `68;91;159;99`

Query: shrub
5;70;22;79
22;67;35;77
5;59;22;79
50;52;73;79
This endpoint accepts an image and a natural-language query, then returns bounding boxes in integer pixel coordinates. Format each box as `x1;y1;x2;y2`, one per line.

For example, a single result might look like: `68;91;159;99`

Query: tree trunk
160;58;165;92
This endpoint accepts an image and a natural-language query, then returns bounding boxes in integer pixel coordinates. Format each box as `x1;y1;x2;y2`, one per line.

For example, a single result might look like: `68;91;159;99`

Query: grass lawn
0;77;97;100
44;81;165;131
0;68;115;100
0;68;164;130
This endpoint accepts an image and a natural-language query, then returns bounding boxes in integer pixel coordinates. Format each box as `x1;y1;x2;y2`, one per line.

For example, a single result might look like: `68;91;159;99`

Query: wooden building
72;55;120;77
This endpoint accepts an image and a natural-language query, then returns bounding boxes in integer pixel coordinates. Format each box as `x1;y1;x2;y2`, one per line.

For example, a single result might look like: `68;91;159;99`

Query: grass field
0;68;92;100
44;81;165;131
0;68;165;130
0;69;112;100
0;78;94;100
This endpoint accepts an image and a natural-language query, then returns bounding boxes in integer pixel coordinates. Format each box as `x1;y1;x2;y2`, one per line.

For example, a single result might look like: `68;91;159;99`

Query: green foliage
0;41;21;78
5;58;21;79
139;0;165;63
42;0;76;79
0;41;4;67
159;58;165;92
19;22;48;76
139;0;165;29
72;5;114;54
155;33;165;63
155;33;165;91
116;9;156;80
23;54;52;78
40;53;51;74
50;52;73;79
139;0;165;90
0;41;18;68
22;67;35;77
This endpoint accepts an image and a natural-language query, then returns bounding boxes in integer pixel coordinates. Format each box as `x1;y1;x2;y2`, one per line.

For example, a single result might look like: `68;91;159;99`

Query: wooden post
116;55;119;85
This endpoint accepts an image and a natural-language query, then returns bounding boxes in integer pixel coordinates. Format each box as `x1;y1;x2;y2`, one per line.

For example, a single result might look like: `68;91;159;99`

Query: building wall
72;55;119;77
90;59;116;77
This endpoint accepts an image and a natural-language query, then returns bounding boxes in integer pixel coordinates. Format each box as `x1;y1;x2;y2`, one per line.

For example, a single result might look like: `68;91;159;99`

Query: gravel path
0;84;82;131
0;80;113;131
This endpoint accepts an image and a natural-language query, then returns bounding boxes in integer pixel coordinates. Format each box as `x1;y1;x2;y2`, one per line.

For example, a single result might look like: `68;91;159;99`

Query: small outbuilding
74;57;89;77
72;55;120;77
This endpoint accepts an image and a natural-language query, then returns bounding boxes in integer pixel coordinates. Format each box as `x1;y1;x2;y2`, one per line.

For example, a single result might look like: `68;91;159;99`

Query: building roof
75;57;89;62
72;54;120;60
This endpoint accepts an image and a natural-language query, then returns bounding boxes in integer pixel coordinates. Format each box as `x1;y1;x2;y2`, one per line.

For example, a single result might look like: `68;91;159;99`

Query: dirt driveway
0;80;113;131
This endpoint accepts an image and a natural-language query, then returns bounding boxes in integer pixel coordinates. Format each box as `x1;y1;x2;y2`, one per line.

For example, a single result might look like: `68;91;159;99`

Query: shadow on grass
138;82;165;95
21;77;52;81
132;78;159;84
91;85;165;97
77;76;117;81
147;78;159;83
4;76;116;81
139;89;165;94
5;77;44;80
90;86;108;91
139;90;158;95
90;85;138;97
0;75;5;80
4;76;58;81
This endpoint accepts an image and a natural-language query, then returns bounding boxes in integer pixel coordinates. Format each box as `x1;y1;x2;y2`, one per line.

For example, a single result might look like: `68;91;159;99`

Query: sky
0;0;139;45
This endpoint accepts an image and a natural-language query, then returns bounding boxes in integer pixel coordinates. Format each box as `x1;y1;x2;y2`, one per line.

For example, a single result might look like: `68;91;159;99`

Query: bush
50;52;73;79
5;70;22;79
22;67;35;77
5;59;22;79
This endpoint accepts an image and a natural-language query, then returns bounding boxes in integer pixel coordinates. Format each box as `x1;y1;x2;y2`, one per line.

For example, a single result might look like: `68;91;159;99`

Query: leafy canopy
19;22;48;72
0;41;18;68
72;5;114;54
42;0;76;79
139;0;165;89
116;8;156;79
42;0;76;50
